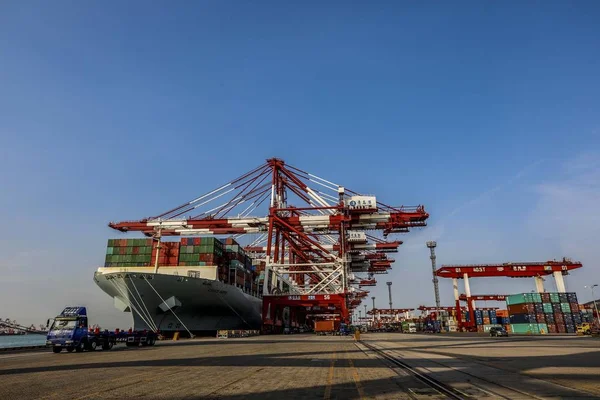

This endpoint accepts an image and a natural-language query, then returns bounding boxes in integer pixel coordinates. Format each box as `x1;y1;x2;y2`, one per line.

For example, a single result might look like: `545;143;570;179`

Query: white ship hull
94;267;262;333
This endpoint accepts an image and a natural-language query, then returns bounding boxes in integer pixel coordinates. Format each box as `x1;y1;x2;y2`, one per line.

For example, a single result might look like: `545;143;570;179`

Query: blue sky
1;2;599;326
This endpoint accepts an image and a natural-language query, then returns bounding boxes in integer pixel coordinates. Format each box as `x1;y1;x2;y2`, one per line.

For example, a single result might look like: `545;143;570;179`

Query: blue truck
46;306;157;353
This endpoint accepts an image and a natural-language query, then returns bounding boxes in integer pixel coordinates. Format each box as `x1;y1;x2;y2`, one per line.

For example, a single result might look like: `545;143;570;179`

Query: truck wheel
52;347;62;353
87;340;98;351
101;341;114;351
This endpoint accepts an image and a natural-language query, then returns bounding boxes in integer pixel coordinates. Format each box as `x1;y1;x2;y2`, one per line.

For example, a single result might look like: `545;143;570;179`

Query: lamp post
371;297;376;323
585;284;600;326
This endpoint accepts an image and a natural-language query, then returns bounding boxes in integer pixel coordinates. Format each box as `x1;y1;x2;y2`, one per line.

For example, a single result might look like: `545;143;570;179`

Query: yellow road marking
349;358;365;399
324;351;336;399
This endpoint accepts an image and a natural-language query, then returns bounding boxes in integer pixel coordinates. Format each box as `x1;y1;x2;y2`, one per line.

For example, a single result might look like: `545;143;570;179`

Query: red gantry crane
435;259;583;331
109;158;429;331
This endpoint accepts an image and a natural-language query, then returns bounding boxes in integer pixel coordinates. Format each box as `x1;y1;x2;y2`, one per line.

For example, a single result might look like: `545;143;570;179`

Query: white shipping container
346;196;377;211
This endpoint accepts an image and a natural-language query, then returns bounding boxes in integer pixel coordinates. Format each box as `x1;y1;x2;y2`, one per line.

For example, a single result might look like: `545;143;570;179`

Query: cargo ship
94;237;263;335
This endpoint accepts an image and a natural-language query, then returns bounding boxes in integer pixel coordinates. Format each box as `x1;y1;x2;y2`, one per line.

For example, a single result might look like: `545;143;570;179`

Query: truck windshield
51;319;77;330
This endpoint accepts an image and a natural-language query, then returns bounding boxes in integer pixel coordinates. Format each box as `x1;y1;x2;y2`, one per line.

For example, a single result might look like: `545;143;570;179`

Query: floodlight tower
426;241;441;313
386;282;393;310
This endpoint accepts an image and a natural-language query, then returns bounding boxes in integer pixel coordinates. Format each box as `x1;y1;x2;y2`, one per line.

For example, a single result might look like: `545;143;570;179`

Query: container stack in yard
507;292;581;334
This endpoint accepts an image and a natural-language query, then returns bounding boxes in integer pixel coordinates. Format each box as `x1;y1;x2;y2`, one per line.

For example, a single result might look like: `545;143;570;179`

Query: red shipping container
193;238;201;245
508;304;534;314
119;247;127;255
119;239;128;247
132;247;139;255
554;312;564;321
557;324;567;333
541;293;551;303
536;313;546;323
570;303;579;312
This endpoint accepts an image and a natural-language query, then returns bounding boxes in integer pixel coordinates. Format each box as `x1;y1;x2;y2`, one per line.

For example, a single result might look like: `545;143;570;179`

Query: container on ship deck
560;303;572;313
531;293;542;303
547;323;557;333
567;293;578;303
542;303;553;313
557;324;567;333
534;304;544;313
545;313;555;323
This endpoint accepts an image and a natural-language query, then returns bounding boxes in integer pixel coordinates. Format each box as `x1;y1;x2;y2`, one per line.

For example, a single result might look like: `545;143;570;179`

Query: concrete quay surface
0;333;598;399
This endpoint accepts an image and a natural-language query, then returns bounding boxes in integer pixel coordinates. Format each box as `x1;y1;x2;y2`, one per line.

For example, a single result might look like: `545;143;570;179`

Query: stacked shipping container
104;238;260;292
105;239;153;267
178;237;224;266
506;292;580;334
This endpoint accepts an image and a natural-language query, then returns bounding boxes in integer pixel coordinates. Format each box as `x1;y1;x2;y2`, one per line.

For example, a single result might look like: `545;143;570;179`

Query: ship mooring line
143;277;195;338
108;279;156;332
130;277;159;332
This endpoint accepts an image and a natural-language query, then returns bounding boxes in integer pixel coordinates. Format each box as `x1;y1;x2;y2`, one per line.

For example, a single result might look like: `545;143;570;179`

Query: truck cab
46;306;91;353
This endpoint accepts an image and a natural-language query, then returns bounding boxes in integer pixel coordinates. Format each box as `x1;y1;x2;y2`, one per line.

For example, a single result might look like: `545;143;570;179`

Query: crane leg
534;277;545;293
553;271;566;293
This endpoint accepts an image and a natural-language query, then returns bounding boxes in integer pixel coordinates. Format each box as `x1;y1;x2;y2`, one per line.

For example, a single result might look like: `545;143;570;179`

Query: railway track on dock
360;341;468;399
359;341;552;400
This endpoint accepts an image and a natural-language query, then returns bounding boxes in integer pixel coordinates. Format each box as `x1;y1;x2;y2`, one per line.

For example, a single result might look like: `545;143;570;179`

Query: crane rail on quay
436;259;583;331
107;158;429;332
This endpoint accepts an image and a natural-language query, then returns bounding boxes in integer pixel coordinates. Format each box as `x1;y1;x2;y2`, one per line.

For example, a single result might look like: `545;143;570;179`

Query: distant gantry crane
435;259;583;331
108;158;429;331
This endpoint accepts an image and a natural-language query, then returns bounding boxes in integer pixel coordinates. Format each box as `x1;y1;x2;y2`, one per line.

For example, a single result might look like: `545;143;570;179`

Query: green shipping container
531;293;542;303
550;293;560;303
561;303;571;312
506;293;533;305
537;323;548;334
124;255;133;262
106;247;114;255
542;303;553;313
511;323;539;334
